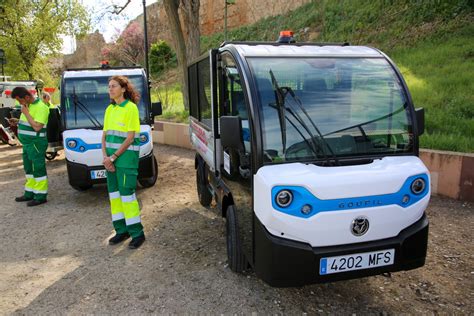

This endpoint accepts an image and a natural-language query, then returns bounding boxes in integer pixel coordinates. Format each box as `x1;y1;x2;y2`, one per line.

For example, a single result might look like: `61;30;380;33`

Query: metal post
143;0;150;78
224;0;228;42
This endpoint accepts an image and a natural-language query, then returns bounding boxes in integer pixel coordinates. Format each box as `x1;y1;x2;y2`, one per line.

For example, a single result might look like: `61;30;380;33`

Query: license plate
319;249;395;275
90;169;107;179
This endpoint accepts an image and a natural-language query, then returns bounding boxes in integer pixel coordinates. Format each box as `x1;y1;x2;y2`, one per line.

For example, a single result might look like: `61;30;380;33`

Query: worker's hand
103;156;115;172
20;104;29;115
7;118;18;126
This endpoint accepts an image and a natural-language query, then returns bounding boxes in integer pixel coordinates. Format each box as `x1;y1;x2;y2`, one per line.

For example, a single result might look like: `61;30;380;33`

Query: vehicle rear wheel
226;205;246;273
45;152;57;160
196;161;212;207
138;155;158;188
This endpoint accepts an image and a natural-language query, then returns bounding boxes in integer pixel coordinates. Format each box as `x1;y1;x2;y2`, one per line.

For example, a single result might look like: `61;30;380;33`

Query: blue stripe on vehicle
271;174;429;218
65;133;149;153
65;138;101;153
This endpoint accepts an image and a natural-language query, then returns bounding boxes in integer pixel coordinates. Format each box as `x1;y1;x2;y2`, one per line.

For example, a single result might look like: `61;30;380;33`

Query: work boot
15;196;33;202
27;199;47;207
109;233;130;245
128;235;145;249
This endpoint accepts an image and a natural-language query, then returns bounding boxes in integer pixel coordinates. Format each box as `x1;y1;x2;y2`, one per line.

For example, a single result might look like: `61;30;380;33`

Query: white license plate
90;169;107;179
319;248;395;275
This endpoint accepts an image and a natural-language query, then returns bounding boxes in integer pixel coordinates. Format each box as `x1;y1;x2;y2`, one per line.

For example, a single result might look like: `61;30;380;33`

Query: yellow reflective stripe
34;177;48;194
110;198;123;216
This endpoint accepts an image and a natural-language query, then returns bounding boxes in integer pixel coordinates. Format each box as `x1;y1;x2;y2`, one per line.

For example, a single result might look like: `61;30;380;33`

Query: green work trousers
22;140;48;201
106;166;144;238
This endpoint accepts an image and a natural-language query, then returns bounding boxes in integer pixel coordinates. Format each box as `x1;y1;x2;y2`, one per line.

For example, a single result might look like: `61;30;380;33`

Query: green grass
151;83;188;123
391;23;474;152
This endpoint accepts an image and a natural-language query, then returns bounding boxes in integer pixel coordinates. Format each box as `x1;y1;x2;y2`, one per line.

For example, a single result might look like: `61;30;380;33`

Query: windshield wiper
269;70;339;165
71;86;102;129
269;70;287;153
323;104;406;138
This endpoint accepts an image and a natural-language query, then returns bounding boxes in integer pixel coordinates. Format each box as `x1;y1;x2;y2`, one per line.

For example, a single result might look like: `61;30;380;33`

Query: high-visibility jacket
17;98;49;144
103;99;141;168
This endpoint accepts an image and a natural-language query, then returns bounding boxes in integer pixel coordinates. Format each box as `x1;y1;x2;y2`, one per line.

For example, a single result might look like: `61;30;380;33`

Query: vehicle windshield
62;75;148;129
247;57;413;163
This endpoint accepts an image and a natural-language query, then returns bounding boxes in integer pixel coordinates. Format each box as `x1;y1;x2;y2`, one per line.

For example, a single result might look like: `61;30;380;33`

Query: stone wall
63;31;106;69
136;0;311;44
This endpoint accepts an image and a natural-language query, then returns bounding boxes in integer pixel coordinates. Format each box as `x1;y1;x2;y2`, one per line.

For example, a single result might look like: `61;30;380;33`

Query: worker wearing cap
11;87;49;206
102;75;145;249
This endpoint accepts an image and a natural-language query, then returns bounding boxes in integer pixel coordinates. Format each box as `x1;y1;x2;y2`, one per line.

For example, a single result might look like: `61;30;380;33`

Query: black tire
226;205;246;273
45;152;57;160
138;155;158;188
72;185;92;191
196;162;212;207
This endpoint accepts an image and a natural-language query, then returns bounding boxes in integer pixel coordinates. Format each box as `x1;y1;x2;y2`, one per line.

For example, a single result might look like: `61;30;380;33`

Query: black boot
15;196;33;202
128;235;145;249
109;233;130;245
27;199;47;207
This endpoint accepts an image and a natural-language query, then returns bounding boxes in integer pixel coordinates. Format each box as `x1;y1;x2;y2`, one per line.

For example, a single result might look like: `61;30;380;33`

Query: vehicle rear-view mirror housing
152;102;162;118
220;116;244;151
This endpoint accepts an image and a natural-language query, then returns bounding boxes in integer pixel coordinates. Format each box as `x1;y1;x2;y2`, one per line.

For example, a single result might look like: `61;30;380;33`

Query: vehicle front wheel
226;205;246;273
45;152;57;160
71;184;92;191
138;155;158;188
196;162;212;207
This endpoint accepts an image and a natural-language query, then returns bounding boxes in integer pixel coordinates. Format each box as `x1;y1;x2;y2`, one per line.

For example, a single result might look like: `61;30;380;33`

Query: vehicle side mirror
415;108;424;136
220;116;244;152
152;102;162;117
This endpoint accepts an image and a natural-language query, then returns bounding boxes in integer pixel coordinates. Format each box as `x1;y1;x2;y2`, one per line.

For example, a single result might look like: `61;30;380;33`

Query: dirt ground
0;142;472;314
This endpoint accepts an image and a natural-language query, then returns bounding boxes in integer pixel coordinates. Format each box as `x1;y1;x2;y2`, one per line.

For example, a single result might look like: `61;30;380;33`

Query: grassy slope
162;0;474;152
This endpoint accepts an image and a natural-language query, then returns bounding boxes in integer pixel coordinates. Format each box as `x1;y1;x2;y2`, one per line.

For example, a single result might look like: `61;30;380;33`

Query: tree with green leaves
149;40;177;78
0;0;89;80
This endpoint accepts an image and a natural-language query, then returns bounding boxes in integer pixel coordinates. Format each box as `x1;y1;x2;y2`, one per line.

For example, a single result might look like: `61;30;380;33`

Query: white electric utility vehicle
60;66;162;191
189;32;430;287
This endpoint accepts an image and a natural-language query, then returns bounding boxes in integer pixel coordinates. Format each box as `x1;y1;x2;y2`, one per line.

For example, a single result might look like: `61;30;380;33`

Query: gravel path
0;143;472;314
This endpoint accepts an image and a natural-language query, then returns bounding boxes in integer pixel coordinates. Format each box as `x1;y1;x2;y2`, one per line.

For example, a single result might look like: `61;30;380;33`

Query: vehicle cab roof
63;67;145;79
222;43;383;58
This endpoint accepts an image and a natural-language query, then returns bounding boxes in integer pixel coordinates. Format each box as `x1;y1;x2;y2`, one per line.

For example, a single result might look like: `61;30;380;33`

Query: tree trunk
163;0;190;110
181;0;201;62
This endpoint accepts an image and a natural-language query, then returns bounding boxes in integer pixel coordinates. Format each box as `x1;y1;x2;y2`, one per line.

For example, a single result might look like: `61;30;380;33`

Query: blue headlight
67;139;77;149
411;178;426;195
275;189;293;208
139;133;148;144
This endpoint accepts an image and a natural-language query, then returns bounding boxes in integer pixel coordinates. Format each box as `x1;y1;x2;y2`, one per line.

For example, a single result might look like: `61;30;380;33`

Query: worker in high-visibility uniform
11;87;49;206
42;92;56;109
102;75;145;249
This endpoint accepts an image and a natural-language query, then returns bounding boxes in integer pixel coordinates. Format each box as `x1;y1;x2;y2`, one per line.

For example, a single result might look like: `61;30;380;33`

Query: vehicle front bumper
253;213;429;287
66;151;156;187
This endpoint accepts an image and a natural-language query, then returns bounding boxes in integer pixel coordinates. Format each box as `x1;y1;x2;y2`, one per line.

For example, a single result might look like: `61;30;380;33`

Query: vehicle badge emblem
351;216;369;236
